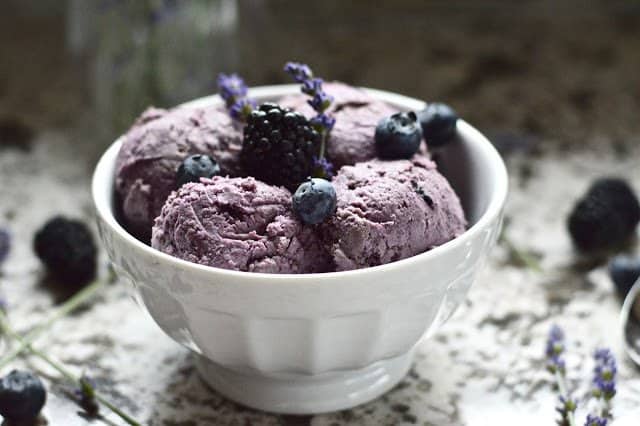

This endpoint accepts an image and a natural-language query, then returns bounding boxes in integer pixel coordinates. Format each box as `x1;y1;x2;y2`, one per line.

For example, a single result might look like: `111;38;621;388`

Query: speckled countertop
1;2;640;425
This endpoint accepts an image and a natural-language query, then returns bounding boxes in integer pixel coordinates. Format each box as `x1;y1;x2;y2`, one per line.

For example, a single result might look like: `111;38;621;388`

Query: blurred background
2;0;639;163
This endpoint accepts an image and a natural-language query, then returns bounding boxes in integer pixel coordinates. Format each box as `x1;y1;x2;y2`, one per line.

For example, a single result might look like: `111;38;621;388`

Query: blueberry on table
176;154;221;187
417;102;459;148
293;178;337;225
375;111;423;159
609;255;640;299
0;370;46;422
567;178;640;252
33;216;97;287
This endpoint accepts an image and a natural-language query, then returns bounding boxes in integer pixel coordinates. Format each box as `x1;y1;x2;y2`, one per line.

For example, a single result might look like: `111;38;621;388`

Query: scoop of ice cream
322;157;466;271
279;82;400;168
151;177;330;273
115;105;243;241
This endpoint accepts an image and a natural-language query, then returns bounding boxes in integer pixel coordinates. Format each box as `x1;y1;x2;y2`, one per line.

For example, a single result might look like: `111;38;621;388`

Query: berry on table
0;370;46;422
176;154;221;188
608;255;640;299
292;178;337;225
241;103;321;191
33;216;97;287
567;178;640;252
375;112;423;160
417;102;459;147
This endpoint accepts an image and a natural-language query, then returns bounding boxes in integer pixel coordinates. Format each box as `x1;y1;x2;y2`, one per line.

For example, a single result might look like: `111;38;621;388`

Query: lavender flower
217;73;254;121
284;62;313;83
75;374;99;417
592;348;616;401
546;324;566;374
556;396;577;426
310;114;336;132
313;156;334;179
284;62;336;177
584;415;607;426
0;228;10;264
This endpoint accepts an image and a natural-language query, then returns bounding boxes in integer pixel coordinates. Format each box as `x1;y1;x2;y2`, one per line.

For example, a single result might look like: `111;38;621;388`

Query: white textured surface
1;131;640;424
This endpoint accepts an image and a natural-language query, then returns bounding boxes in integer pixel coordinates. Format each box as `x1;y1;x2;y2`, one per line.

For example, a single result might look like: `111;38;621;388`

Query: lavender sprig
546;325;577;426
217;73;255;122
284;62;335;178
584;414;608;426
591;348;616;418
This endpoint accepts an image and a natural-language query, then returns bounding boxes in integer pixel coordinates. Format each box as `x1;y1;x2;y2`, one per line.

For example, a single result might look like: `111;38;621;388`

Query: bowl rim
92;84;508;283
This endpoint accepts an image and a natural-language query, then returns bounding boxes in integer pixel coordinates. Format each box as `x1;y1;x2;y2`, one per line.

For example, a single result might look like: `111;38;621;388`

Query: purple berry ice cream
151;177;330;273
116;64;467;274
322;156;466;271
115;105;243;241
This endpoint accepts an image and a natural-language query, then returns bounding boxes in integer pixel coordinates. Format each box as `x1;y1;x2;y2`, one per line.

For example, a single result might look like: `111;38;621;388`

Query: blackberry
568;178;640;252
34;216;97;286
0;370;46;422
241;103;321;191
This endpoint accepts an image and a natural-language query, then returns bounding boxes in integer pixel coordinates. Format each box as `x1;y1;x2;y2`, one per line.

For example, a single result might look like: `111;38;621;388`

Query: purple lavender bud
311;114;336;132
301;78;324;96
230;98;256;121
313;156;334;179
217;73;248;105
584;414;608;426
592;348;617;400
284;62;313;83
308;91;334;113
0;228;10;264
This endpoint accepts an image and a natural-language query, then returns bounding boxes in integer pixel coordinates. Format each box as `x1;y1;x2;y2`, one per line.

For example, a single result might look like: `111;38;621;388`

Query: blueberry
293;178;337;225
609;255;640;299
176;154;220;187
0;370;46;422
417;102;459;147
375;112;423;160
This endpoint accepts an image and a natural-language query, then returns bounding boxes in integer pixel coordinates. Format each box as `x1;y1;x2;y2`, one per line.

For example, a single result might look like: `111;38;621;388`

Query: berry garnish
608;255;640;299
417;102;459;147
176;154;221;188
567;178;640;252
0;370;46;422
0;227;10;264
292;178;337;225
241;103;321;191
34;216;97;286
375;111;423;159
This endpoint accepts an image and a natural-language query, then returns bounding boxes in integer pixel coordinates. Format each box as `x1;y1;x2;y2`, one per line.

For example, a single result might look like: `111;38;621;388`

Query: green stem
0;311;142;426
555;369;577;426
502;234;544;273
0;280;105;370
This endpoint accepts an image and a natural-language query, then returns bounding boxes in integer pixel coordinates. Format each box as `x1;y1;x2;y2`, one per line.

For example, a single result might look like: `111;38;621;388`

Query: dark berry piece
0;228;10;264
241;103;321;191
0;370;46;422
568;178;640;252
293;178;337;225
417;102;459;147
609;255;640;299
34;216;97;286
375;112;423;160
176;154;220;187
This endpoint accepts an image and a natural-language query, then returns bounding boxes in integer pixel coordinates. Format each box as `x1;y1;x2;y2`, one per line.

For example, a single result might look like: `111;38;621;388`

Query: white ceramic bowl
92;85;508;414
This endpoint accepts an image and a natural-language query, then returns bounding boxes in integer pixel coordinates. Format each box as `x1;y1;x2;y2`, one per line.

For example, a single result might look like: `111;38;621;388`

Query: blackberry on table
34;216;97;286
568;178;640;252
241;103;321;191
